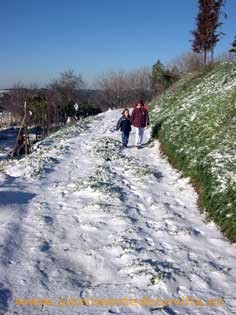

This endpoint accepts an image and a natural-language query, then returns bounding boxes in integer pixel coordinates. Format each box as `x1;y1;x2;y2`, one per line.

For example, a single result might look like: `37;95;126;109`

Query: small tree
151;60;179;95
29;94;47;136
229;36;236;56
64;100;76;119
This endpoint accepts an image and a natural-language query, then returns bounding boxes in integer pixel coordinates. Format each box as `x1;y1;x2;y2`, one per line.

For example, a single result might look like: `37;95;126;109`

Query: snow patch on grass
150;62;236;241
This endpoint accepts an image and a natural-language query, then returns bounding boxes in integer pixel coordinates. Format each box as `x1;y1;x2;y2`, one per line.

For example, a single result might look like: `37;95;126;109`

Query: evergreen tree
229;36;236;55
151;60;179;94
192;0;226;65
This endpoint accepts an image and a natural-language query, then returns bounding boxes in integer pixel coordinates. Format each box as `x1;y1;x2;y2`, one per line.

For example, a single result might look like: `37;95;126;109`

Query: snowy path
0;109;235;315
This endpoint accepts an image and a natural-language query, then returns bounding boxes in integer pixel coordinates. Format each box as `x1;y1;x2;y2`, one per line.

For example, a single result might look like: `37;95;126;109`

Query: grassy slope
149;62;236;242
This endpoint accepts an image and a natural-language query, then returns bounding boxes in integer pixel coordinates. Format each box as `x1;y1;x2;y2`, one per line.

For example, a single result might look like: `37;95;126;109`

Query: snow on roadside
2;118;92;180
0;109;235;315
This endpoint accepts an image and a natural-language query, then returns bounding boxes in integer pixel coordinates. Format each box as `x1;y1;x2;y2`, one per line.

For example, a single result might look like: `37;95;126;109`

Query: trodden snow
0;109;236;315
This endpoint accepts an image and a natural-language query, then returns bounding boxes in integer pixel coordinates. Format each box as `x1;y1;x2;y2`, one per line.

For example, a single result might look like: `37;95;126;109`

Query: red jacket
131;107;149;128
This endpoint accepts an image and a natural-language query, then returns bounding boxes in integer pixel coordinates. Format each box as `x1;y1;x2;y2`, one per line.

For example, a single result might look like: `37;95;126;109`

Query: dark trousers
122;132;130;146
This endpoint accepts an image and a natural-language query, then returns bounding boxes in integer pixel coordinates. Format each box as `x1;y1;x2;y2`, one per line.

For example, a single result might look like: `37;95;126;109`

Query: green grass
150;62;236;242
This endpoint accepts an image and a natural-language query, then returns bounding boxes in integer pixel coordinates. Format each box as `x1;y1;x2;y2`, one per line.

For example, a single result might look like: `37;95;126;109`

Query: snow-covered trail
0;109;236;315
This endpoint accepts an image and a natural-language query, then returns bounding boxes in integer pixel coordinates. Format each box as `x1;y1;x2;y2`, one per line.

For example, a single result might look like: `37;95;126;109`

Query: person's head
136;98;144;108
122;108;129;118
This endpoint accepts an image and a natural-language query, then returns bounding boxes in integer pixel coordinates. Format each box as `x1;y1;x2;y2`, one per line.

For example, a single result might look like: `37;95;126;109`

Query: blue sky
1;0;235;88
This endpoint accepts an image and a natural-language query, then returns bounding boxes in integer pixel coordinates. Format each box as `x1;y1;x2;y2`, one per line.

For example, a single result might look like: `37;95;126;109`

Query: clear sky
1;0;235;88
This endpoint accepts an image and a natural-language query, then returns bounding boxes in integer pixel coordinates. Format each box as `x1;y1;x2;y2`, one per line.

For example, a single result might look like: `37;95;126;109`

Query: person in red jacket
131;99;149;148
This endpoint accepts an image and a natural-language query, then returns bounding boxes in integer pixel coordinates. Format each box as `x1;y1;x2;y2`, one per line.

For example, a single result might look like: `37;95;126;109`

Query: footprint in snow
40;240;51;252
146;220;163;230
43;215;54;225
145;237;155;247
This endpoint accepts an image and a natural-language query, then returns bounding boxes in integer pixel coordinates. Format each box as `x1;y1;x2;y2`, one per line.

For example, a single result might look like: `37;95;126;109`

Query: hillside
150;62;236;242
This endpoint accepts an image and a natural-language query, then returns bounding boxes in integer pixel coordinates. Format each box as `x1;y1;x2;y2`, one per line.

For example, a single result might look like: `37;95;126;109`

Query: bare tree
215;50;236;62
94;71;126;108
94;68;152;109
127;67;152;100
168;52;205;75
4;83;35;125
47;70;85;123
